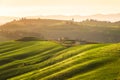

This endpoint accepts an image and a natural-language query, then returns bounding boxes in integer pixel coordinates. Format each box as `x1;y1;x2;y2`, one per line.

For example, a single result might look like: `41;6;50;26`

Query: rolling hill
0;19;120;43
0;41;120;80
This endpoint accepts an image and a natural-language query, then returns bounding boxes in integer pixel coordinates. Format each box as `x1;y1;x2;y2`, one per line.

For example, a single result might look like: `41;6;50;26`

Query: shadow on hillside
16;37;43;41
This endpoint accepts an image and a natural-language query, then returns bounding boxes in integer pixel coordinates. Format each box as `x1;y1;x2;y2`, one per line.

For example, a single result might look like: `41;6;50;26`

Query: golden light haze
0;0;120;16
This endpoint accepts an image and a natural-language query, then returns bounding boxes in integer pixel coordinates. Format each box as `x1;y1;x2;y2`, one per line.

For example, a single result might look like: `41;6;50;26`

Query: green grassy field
0;41;120;80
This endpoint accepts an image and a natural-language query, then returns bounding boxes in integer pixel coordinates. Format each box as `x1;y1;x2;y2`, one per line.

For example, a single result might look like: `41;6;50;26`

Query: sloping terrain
0;41;120;80
0;19;120;42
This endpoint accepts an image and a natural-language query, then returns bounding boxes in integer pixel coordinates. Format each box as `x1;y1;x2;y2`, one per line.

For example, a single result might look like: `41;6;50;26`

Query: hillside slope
0;19;120;42
0;41;120;80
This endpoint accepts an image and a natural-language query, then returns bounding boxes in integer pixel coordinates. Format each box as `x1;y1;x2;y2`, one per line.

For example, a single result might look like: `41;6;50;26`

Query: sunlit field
0;0;120;80
0;41;120;80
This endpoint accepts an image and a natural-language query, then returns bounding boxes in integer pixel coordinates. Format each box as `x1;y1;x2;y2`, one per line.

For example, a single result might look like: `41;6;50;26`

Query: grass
0;41;120;80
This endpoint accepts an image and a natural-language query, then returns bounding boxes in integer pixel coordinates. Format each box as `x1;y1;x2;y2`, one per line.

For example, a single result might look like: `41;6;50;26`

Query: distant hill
0;19;120;43
0;13;120;25
28;13;120;22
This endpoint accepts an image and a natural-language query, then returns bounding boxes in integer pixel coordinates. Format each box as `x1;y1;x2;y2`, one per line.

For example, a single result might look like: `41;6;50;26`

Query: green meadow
0;41;120;80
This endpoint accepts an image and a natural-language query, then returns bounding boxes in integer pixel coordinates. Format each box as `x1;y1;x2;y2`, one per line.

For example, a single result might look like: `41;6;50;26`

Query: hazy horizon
0;0;120;17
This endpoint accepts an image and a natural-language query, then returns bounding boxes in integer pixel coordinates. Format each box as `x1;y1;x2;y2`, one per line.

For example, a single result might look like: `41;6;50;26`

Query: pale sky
0;0;120;17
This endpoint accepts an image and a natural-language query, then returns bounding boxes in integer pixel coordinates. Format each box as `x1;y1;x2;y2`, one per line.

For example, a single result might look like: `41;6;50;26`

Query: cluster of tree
78;19;115;27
